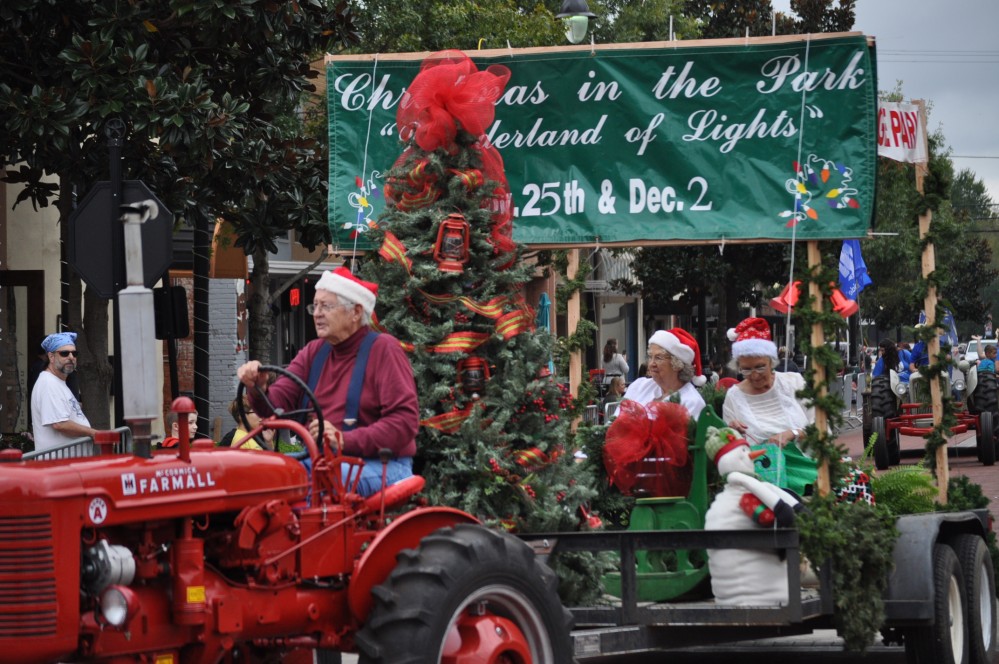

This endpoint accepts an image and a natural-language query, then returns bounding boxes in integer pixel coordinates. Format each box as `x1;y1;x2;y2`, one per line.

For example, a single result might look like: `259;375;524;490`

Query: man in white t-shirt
30;332;96;452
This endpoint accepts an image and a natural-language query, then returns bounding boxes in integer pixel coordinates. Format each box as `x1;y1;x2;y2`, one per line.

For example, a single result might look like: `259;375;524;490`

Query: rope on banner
781;34;812;359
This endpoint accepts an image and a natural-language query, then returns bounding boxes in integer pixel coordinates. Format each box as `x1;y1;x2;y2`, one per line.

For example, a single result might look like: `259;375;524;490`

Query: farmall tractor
0;367;572;664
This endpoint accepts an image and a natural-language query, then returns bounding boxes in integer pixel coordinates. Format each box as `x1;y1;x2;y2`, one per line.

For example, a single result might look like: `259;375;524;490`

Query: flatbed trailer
525;508;994;662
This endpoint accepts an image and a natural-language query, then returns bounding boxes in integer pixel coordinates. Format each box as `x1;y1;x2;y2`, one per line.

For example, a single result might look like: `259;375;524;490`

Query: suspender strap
300;343;332;413
343;331;378;431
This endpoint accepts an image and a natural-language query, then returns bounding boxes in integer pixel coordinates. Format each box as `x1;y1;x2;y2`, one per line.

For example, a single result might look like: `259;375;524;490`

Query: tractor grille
0;514;58;637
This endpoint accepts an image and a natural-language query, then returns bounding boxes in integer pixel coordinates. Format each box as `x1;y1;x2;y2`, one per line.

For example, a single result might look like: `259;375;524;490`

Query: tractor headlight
954;377;966;392
99;585;140;628
895;381;909;396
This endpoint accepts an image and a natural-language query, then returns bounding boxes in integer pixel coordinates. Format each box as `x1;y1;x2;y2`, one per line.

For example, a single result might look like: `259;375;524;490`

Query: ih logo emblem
122;473;137;496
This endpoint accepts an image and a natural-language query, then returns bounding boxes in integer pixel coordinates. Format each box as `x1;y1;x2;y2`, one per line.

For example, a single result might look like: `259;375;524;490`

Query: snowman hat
315;266;378;316
728;317;778;361
704;426;750;465
648;328;707;387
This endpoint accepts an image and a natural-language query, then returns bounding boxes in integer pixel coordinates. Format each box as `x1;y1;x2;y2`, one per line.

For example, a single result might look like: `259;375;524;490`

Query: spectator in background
601;376;626;419
985;313;993;338
979;345;997;374
219;396;274;450
873;338;909;381
602;338;629;384
30;332;96;452
776;346;800;373
160;410;199;449
897;342;912;370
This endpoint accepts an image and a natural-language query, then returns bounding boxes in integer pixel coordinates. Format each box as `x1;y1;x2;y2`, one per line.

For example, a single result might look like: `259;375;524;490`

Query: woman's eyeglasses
56;350;78;358
738;365;769;377
647;353;671;364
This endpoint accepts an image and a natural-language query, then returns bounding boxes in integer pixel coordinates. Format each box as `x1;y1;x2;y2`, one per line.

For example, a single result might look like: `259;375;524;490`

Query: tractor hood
0;446;310;526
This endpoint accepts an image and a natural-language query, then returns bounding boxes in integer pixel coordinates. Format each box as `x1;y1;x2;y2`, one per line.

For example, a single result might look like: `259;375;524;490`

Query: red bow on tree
396;50;511;153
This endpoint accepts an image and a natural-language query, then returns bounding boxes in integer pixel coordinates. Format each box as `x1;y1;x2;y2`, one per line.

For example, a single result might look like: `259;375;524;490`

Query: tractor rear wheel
977;411;997;467
970;372;999;416
870;375;899;419
904;544;969;664
356;524;573;664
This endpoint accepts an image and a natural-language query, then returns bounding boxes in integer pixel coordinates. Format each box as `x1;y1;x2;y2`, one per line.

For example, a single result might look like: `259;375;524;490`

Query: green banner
328;34;876;249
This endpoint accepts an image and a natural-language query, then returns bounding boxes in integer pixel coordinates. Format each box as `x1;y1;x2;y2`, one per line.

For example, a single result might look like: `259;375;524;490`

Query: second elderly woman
723;317;813;447
620;328;707;419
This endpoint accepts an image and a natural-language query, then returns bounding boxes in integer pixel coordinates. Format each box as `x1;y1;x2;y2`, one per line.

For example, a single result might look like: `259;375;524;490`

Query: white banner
877;101;927;163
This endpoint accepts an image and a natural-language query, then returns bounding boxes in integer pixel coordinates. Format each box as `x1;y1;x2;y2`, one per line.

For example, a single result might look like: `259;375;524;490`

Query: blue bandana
42;332;78;353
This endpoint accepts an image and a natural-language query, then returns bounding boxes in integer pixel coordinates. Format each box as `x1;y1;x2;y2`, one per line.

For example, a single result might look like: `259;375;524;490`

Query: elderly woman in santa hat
723;317;813;447
619;328;707;419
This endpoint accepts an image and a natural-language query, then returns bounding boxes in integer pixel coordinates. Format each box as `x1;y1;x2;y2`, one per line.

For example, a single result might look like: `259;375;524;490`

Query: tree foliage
1;0;358;424
348;0;564;52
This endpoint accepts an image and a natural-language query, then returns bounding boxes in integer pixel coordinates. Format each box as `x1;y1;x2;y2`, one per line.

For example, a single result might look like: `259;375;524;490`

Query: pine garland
792;260;899;651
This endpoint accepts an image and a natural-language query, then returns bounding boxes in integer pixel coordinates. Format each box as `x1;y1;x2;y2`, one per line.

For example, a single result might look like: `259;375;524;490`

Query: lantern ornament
457;356;490;399
434;212;471;273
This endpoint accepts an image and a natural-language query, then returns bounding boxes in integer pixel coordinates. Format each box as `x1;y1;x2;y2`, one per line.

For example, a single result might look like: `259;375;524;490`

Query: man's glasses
306;302;349;315
738;365;770;377
55;350;78;358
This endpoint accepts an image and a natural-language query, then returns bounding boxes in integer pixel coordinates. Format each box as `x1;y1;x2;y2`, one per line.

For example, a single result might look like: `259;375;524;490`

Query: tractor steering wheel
235;365;326;462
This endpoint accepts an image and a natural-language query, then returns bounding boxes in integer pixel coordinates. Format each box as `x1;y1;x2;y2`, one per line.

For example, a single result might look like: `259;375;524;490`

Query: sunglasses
55;350;78;357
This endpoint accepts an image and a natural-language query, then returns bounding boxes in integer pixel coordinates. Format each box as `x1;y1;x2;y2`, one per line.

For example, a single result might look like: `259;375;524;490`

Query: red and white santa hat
728;317;777;360
315;266;378;315
648;328;707;386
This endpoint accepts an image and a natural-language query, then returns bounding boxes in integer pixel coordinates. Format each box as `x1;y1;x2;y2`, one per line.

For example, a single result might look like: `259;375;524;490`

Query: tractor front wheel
356;524;573;664
873;416;891;470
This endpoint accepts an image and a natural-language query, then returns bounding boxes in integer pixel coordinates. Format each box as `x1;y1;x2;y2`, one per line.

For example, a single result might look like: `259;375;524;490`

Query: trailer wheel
978;411;997;467
355;524;573;664
904;544;969;664
953;534;997;664
873;416;891;470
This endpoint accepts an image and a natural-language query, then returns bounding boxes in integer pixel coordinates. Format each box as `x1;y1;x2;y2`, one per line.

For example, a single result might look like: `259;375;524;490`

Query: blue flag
917;309;960;348
838;239;872;299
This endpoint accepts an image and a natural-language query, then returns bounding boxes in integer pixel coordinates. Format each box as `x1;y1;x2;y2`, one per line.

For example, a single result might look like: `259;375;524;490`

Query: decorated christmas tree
358;51;597;533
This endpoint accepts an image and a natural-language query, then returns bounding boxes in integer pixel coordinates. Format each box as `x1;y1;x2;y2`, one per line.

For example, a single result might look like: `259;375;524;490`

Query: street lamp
557;0;597;44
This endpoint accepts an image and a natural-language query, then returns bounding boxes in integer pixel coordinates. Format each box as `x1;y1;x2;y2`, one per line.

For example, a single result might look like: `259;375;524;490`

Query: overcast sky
774;0;999;203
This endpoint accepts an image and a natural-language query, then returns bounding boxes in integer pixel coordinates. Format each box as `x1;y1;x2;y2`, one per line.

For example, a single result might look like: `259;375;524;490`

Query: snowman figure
703;425;805;606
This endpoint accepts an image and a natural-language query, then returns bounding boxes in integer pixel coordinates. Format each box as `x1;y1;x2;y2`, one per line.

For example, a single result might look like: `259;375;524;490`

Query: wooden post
912;100;948;503
567;248;582;406
808;240;831;497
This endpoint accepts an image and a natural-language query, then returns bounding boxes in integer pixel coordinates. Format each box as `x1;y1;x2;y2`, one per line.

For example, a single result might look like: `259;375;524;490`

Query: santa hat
648;328;706;387
728;317;777;360
315;266;378;316
704;425;749;465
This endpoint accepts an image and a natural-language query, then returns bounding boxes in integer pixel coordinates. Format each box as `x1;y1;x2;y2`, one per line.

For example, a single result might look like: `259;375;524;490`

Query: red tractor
0;367;571;663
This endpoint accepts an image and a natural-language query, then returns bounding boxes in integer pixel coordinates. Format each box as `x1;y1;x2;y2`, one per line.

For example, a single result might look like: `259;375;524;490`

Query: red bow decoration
603;400;691;496
396;50;511;153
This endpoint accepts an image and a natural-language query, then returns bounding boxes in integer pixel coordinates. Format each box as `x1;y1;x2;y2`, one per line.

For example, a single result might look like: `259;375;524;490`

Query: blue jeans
301;456;413;498
352;456;413;497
